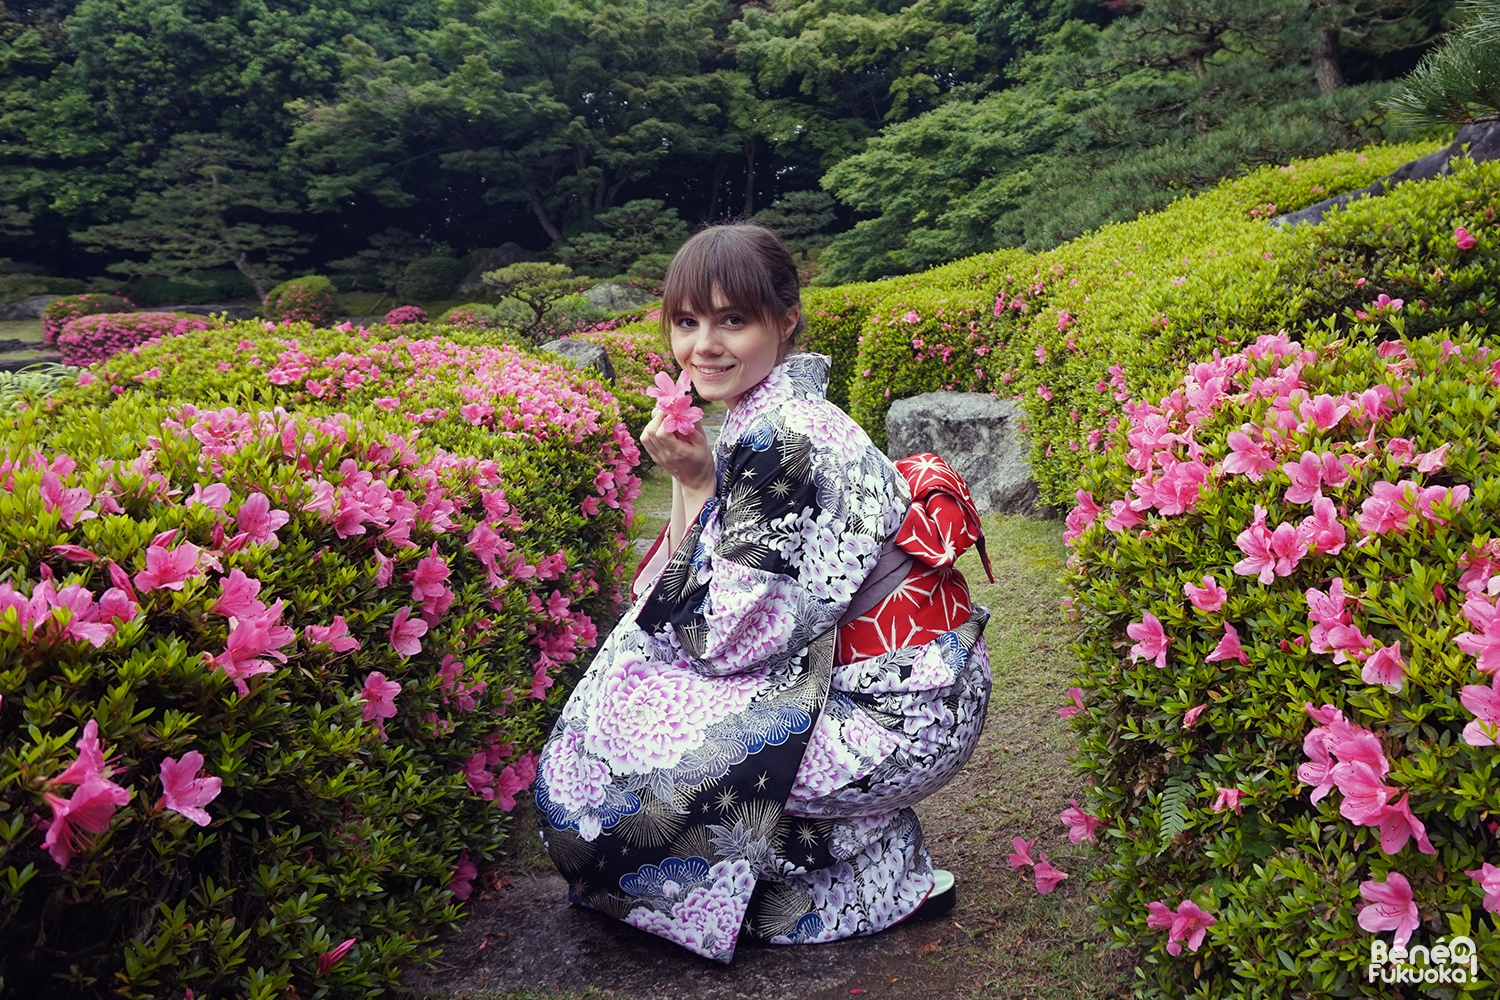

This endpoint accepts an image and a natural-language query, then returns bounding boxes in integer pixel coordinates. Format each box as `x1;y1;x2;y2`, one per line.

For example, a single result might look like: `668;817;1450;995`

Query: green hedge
1063;323;1500;996
0;322;640;997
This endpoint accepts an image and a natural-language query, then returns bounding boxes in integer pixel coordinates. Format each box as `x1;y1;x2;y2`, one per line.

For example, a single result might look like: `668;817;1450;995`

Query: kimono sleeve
635;420;901;677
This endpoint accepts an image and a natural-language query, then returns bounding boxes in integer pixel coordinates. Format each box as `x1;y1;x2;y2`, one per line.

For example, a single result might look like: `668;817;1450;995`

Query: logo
1368;937;1479;984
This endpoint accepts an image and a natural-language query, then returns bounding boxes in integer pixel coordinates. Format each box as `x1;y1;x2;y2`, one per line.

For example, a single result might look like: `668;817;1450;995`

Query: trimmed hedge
0;322;640;997
41;293;134;345
1063;323;1500;996
56;311;213;365
264;276;338;327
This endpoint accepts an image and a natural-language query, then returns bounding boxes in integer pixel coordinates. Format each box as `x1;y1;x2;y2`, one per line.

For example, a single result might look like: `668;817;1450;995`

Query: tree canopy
0;0;1459;290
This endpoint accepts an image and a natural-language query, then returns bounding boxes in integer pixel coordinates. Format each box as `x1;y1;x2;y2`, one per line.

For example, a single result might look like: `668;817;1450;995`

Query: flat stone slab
410;867;960;1000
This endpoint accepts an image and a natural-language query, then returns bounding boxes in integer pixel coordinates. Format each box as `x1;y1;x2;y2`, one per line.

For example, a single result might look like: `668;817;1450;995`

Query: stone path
411;866;962;1000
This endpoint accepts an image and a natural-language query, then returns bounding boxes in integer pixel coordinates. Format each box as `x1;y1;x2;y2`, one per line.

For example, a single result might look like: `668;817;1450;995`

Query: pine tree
1385;0;1500;125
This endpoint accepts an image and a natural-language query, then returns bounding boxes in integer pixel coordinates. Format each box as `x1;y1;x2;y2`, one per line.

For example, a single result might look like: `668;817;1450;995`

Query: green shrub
1063;323;1500;997
801;283;890;411
263;276;338;326
0;322;641;997
395;256;466;301
41;293;135;345
439;301;530;330
0;274;87;303
117;270;256;306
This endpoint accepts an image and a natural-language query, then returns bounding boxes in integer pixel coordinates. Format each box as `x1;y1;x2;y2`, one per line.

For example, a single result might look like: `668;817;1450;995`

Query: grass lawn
458;505;1134;999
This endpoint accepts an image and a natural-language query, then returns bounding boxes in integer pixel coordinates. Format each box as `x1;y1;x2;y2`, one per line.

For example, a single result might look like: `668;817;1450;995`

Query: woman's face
669;288;798;410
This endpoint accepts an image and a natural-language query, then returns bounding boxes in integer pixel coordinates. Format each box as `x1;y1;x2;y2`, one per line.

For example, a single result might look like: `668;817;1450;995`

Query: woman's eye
723;315;743;327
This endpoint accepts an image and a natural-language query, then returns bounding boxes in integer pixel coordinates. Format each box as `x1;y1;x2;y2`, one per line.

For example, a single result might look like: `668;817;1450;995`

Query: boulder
539;338;615;383
885;392;1038;514
0;353;63;373
583;282;657;311
1273;121;1500;228
459;243;537;293
0;294;60;320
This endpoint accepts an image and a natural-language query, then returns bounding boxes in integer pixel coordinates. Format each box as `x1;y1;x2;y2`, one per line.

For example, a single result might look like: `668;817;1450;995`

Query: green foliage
558;200;688;281
396;255;466;302
481;263;585;342
0;319;638;998
1386;0;1500;126
263;276;339;327
71;133;307;301
328;229;429;295
0;274;87;303
753;191;838;259
1063;325;1500;997
115;269;256;307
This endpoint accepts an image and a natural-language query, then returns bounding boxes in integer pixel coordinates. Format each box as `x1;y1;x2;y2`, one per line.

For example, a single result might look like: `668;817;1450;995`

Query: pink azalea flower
213;569;266;621
1414;442;1450;473
39;471;96;528
50;543;99;562
646;370;704;435
448;851;478;901
1063;491;1100;545
1059;687;1086;720
1210;786;1244;814
1146;899;1215;956
1127;612;1169;669
1459;676;1500;745
1223;429;1278;481
902;310;920;324
1455;226;1477;250
1298;394;1350;432
408;545;451;603
1032;853;1069;894
1205;622;1249;665
1298;496;1347;556
1335;760;1399;825
1282;452;1326;504
1183;703;1207;727
1370;794;1436;855
1060;799;1103;843
317;938;356;975
1184;575;1226;612
1233;505;1306;584
360;672;402;739
158;750;222;826
492;752;538;811
1299;729;1337;803
1386;437;1415;462
1456;592;1500;673
185;482;231;509
1361;642;1407;693
373;550;395;589
1465;862;1500;913
1104;499;1144;532
236;492;290;548
389;606;427;658
1357;872;1419;948
134;541;203;593
53;719;107;786
1007;836;1036;869
41;774;132;868
305;616;360;653
211;601;294;696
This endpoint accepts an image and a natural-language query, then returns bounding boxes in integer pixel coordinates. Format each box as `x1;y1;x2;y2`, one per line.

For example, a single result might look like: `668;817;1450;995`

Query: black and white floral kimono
534;353;991;962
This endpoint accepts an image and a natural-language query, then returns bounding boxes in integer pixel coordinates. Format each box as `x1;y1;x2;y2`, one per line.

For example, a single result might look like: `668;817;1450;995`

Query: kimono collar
716;353;832;456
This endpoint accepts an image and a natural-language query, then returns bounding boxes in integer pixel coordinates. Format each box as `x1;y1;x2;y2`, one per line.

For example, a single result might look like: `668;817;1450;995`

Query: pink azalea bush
384;305;428;326
55;311;212;365
0;320;639;995
1063;326;1500;994
40;292;134;345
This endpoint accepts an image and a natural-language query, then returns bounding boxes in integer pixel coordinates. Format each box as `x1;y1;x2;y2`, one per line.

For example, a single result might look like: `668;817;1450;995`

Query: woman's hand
640;408;715;494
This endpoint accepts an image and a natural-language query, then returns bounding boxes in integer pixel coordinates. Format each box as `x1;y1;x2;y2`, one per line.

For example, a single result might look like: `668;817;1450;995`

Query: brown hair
660;223;804;362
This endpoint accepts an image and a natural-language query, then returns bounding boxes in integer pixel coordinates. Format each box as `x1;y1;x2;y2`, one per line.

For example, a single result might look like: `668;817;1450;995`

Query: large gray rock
1273;121;1500;228
459;242;536;293
0;294;59;320
539;337;615;383
886;392;1038;514
584;281;657;311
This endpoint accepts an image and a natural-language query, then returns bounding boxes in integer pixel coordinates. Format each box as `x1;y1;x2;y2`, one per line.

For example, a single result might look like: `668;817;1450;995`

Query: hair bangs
660;227;787;339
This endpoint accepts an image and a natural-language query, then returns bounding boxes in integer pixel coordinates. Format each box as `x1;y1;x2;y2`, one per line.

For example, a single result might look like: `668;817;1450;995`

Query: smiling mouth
695;364;734;375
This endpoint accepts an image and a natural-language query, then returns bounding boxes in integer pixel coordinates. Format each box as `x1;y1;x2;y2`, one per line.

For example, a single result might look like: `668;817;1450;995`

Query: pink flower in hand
1466;862;1500;913
317;938;356;976
389;606;427;657
1060;799;1103;843
1206;623;1249;665
1059;687;1086;719
1210;786;1244;814
158;751;222;826
647;370;703;435
1127;612;1170;668
1455;226;1477;250
360;672;402;739
1007;836;1036;869
1357;872;1419;948
1032;853;1069;894
1361;642;1407;693
1184;576;1226;612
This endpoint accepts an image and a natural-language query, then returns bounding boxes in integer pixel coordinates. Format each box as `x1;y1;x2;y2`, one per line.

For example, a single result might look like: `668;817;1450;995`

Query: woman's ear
782;305;800;341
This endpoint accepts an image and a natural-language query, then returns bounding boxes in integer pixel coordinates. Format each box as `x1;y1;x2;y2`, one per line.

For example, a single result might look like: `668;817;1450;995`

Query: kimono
534;353;992;962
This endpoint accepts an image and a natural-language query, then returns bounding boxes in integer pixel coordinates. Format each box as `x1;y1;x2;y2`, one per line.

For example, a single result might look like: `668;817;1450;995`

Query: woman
533;224;992;962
